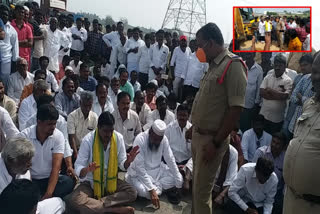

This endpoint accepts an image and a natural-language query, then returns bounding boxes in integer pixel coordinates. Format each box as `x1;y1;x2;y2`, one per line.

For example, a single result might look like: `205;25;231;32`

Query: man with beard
0;138;66;214
18;104;75;199
126;119;183;208
282;52;320;214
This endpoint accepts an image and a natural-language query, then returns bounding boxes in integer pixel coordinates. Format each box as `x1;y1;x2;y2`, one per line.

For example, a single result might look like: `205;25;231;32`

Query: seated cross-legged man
68;111;139;214
164;104;192;190
18;104;75;199
126;120;183;208
227;157;278;214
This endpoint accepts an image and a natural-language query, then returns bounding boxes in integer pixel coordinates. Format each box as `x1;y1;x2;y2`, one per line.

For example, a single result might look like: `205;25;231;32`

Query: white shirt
131;81;141;92
101;63;113;80
92;96;114;117
138;44;151;74
0;155;66;214
25;114;73;158
18;125;65;179
288;22;297;29
0;21;19;63
149;42;169;71
125;38;145;63
144;109;175;131
75;130;127;188
130;102;151;127
228;163;278;214
58;27;72;60
45;70;59;92
126;131;183;191
70;26;87;51
0;106;19;140
102;31;121;48
183;52;208;88
113;109;142;149
241;128;272;162
18;94;37;131
164;120;192;163
33;24;45;59
245;63;263;109
113;44;127;67
108;88;121;108
69;60;83;75
303;34;310;51
7;71;34;104
170;46;191;78
43;26;69;73
259;21;265;36
267;68;297;82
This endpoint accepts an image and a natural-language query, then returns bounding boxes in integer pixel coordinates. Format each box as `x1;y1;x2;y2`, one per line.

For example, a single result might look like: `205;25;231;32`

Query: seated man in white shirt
130;90;151;128
19;104;75;199
18;79;50;131
241;114;272;163
113;91;141;151
227;157;278;214
0;106;19;151
92;83;114;117
35;56;59;93
109;77;121;108
126;120;183;207
7;57;34;105
67;111;139;214
144;95;175;130
164;104;192;186
0;137;65;214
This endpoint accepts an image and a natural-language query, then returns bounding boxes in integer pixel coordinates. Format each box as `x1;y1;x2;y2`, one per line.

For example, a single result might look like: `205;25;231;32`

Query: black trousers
264;119;283;135
33;175;75;198
139;72;149;91
182;85;198;102
226;199;264;214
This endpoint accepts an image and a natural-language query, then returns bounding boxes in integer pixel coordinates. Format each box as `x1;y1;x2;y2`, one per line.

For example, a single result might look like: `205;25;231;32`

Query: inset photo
233;7;311;52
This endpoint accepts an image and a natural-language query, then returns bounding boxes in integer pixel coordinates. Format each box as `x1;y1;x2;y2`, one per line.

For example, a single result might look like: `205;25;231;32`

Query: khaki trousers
67;179;137;214
283;187;320;214
191;129;229;214
276;31;284;50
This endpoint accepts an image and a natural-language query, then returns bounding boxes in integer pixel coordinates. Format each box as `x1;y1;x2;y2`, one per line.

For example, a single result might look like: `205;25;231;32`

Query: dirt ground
240;40;288;51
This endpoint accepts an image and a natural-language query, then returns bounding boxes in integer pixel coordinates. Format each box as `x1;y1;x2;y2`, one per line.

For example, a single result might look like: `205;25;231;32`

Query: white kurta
125;131;183;199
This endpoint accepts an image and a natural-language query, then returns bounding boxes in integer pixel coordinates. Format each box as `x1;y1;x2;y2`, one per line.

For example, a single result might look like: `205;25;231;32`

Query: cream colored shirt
67;108;98;148
260;72;293;123
112;108;142;149
130;102;151;128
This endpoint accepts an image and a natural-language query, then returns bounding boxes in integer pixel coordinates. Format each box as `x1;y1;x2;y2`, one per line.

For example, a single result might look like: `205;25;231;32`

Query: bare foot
110;206;135;214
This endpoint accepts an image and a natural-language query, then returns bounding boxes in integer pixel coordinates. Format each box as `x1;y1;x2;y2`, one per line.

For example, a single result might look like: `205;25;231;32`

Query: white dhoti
37;197;65;214
125;162;178;199
184;158;193;174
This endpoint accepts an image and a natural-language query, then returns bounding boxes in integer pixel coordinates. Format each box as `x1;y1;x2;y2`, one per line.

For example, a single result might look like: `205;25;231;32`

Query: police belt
195;127;217;136
290;187;320;204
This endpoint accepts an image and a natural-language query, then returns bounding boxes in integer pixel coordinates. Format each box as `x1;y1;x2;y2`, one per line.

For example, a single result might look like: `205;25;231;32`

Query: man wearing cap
191;23;247;214
126;119;183;207
170;35;191;100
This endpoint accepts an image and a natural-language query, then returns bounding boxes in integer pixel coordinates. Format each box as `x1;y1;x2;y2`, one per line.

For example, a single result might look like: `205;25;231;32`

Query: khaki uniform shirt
191;49;247;132
283;97;320;196
67;108;98;148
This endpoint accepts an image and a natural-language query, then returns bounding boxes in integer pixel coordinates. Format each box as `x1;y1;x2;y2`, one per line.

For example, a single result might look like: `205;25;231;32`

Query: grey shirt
55;92;80;119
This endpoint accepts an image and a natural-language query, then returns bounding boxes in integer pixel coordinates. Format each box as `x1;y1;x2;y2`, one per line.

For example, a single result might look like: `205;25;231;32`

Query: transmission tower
161;0;207;38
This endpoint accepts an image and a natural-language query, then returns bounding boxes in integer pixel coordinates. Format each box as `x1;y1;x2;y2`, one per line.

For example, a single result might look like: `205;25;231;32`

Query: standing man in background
190;23;247;214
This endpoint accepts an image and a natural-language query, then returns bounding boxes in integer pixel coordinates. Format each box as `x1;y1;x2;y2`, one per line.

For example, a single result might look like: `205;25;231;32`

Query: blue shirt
79;76;97;92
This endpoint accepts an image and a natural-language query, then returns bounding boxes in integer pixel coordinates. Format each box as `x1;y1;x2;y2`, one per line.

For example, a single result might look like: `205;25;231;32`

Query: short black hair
145;82;157;90
0;4;10;12
144;33;151;40
119;68;128;76
62;77;74;88
117;21;123;26
165;31;172;37
24;2;34;10
253;114;265;123
14;5;25;12
97;76;110;85
117;91;131;103
196;22;224;46
76;17;82;22
299;54;313;64
156;29;165;36
167;93;177;102
36;94;55;109
133;27;140;32
156;95;167;106
36;104;59;121
0;179;40;214
34;69;47;79
272;132;287;146
92;19;99;24
98;111;115;127
95;83;107;93
70;74;80;84
80;63;88;70
39;56;49;63
134;90;144;98
177;104;189;113
289;29;298;39
255;157;274;178
106;24;111;29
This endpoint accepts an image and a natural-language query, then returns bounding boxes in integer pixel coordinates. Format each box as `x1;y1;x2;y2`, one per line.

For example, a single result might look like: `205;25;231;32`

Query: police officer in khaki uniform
283;52;320;214
190;23;247;214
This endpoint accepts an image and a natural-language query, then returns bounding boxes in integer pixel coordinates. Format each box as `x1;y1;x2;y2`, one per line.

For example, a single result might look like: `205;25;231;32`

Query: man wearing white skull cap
125;119;183;208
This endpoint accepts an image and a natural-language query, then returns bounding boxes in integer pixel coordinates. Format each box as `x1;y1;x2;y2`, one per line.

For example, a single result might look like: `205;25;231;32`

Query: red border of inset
232;6;312;53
